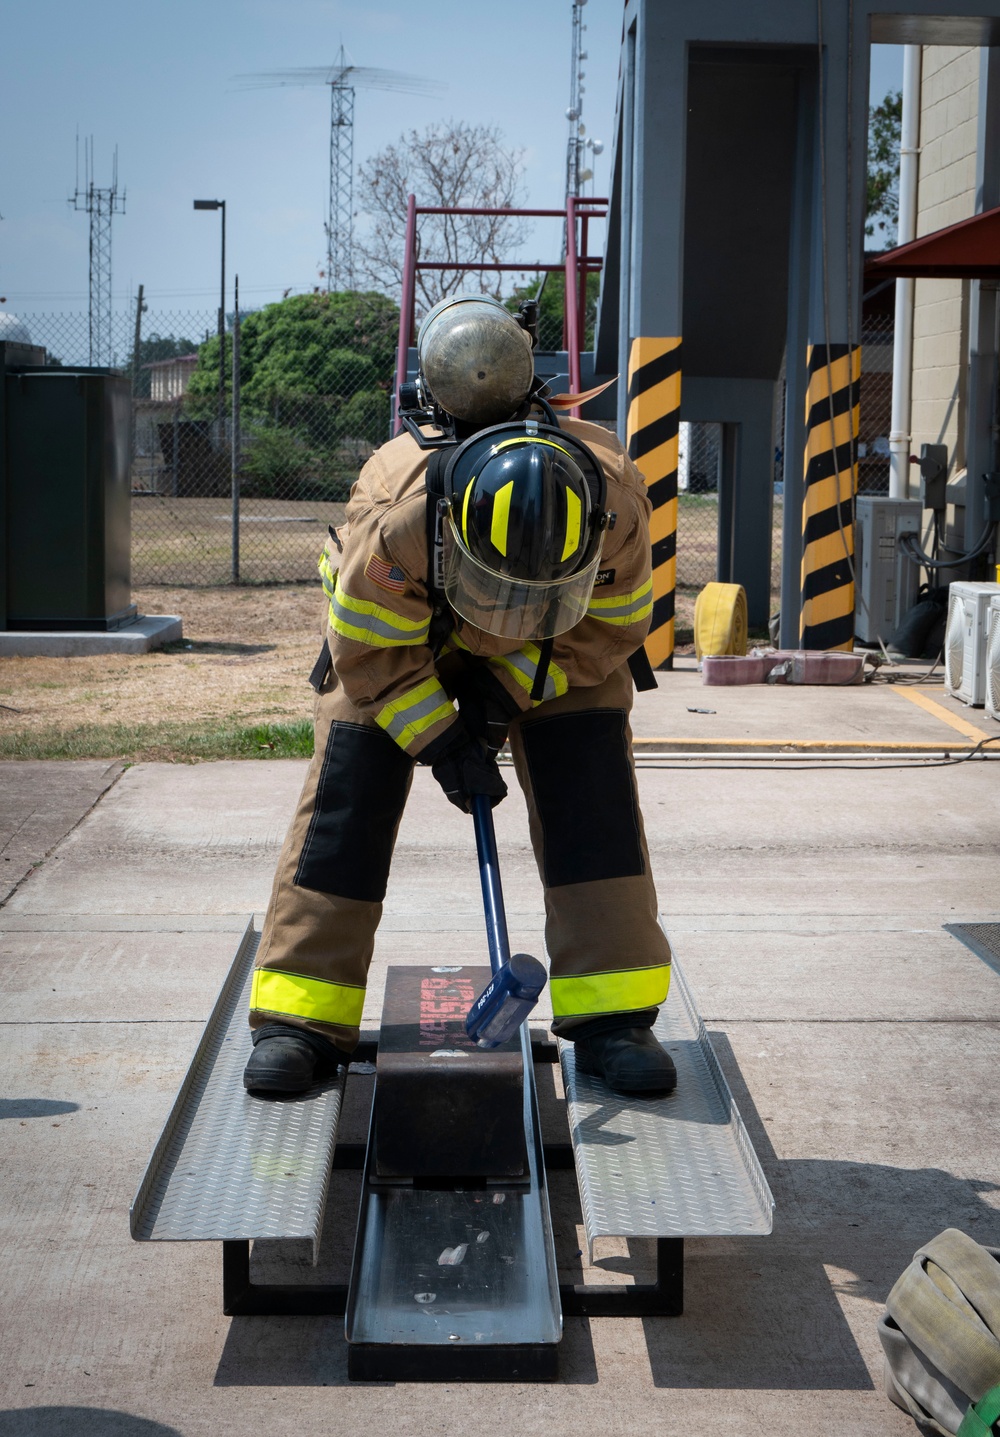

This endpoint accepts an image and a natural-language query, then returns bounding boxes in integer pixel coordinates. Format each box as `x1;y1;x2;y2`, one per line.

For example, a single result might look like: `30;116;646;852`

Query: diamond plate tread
130;919;345;1258
947;922;1000;975
559;945;774;1257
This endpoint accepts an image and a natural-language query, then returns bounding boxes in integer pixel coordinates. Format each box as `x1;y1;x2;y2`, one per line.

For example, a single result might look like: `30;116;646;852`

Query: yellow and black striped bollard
627;337;682;668
800;342;861;651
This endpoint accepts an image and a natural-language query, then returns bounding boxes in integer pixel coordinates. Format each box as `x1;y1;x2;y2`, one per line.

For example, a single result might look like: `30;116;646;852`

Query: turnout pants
250;647;672;1052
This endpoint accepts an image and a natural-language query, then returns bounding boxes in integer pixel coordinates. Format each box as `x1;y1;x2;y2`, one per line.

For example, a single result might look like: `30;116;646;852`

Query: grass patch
0;718;314;762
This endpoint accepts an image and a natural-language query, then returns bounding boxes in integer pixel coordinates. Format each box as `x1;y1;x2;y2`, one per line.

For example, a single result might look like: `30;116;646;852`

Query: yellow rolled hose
693;582;749;659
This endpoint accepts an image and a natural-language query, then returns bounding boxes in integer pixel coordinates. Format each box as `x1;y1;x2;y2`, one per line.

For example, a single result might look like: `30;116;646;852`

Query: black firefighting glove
420;721;508;813
450;660;522;757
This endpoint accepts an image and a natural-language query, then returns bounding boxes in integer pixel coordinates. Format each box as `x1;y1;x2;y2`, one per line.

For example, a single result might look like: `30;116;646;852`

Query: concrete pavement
1;669;998;1435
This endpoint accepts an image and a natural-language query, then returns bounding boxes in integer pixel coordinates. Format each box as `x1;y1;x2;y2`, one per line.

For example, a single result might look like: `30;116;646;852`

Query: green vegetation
0;718;314;763
506;272;600;352
185;290;400;501
867;89;903;243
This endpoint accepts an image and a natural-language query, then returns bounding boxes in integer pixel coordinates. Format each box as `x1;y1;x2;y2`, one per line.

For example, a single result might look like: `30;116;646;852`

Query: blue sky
1;2;902;317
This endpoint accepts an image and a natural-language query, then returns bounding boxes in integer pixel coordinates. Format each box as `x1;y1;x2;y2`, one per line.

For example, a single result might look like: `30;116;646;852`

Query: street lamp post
193;199;226;432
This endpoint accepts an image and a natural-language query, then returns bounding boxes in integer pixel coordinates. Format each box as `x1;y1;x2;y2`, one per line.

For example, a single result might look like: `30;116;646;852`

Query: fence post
231;276;241;584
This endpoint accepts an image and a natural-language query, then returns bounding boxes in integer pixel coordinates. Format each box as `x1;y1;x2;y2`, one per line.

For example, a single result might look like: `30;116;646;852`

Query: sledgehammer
465;792;547;1049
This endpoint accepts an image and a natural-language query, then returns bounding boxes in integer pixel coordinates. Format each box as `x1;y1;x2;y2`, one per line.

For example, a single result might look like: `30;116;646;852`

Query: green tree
506;272;600;352
867;89;903;244
184;290;400;499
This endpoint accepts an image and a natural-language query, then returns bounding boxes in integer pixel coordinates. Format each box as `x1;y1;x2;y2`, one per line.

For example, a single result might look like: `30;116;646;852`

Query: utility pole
70;138;126;367
193;199;227;435
132;283;145;394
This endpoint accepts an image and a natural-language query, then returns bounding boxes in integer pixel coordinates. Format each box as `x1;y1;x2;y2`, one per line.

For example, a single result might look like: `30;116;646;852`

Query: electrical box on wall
855;497;923;645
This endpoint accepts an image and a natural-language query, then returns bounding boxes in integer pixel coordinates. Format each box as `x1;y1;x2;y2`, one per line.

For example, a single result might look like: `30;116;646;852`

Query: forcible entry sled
131;803;773;1382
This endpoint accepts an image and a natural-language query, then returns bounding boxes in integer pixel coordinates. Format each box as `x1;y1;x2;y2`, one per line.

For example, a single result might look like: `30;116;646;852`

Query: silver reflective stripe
381;685;454;744
588;588;654;623
492;646;566;703
329;584;429;647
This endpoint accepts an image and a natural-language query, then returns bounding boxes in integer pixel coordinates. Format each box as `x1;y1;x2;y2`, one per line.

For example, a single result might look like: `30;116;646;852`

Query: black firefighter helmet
440;420;609;641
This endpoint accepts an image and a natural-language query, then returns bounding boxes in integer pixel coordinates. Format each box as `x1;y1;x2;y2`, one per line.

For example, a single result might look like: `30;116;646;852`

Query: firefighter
244;295;676;1097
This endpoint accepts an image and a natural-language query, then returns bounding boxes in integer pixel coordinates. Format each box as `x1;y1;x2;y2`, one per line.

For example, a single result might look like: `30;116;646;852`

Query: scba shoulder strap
424;448;453;656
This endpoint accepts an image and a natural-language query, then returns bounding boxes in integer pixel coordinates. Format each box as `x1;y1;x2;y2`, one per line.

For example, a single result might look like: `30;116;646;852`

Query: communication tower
70;138;125;367
237;49;442;293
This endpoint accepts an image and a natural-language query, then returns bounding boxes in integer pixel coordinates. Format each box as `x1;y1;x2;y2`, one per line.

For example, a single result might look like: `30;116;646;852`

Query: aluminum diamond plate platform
130;919;345;1259
946;922;1000;977
559;948;773;1261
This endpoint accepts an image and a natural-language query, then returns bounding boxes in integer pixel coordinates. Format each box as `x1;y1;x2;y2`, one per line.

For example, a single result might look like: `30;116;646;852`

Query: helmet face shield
443;512;604;639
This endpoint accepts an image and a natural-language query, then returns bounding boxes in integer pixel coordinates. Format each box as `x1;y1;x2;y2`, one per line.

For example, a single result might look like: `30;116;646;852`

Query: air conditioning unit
855;497;922;644
986;595;1000;722
944;581;1000;705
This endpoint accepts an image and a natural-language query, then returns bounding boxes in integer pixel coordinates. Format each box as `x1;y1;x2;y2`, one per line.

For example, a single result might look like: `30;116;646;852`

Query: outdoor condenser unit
854;496;922;644
943;581;1000;706
985;595;1000;722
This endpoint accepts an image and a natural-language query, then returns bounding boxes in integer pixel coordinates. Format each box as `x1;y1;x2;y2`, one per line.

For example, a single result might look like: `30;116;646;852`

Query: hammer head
465;952;548;1050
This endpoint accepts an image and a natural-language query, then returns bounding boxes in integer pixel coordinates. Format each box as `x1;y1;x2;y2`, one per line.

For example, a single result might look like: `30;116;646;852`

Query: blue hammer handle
471;792;510;978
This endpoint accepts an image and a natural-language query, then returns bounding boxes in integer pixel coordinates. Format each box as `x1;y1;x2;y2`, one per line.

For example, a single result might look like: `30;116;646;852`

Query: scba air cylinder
417;294;534;426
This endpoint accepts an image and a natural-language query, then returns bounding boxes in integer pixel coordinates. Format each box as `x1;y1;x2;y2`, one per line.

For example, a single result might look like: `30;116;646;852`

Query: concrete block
0;616;182;658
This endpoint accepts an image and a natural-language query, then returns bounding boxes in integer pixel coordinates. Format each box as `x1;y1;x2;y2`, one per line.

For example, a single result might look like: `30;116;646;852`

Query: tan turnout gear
249;416;672;1050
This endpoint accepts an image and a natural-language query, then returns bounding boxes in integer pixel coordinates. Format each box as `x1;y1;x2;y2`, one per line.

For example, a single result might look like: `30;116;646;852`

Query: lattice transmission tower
237;50;442;293
70;138;126;366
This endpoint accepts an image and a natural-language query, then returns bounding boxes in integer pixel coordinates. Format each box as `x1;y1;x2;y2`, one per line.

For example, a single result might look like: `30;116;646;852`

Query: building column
624;0;687;669
798;12;867;650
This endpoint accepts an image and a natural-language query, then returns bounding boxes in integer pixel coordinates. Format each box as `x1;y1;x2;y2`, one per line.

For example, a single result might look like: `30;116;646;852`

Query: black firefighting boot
243;1023;348;1095
571;1025;677;1096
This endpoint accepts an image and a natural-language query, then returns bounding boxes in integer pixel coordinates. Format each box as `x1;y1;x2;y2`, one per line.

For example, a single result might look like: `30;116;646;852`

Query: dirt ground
0;585;326;738
0;579;721;753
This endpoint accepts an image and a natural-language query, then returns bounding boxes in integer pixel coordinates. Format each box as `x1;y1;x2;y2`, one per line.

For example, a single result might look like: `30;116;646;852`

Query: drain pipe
889;45;921;498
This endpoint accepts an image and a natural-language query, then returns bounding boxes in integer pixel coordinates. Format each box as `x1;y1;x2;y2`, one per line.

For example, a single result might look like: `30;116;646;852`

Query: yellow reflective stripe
461;475;474;544
562;485;582;562
587;578;654;626
329;576;430;648
490;644;568;705
493;437;573;457
318;550;338;603
491;480;514;557
375;676;455;750
550;964;671;1017
251;967;365;1027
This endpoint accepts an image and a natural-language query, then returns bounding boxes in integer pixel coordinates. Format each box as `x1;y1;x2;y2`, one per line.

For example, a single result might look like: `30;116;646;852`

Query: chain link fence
17;302;890;619
21;295;398;586
858;309;894;495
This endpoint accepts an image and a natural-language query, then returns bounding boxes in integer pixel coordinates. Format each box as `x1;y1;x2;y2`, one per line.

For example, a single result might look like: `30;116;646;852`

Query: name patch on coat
365;552;407;594
593;568;616;587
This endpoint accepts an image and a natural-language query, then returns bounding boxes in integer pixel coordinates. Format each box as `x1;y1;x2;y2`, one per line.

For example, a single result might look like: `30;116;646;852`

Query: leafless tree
354;121;529;316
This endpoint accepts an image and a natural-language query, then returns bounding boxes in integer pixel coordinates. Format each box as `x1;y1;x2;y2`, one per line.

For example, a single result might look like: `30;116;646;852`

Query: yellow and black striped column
800;342;861;651
627;337;682;668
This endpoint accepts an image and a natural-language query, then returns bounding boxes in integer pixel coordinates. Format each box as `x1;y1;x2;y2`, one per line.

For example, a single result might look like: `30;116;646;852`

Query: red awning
866;204;1000;279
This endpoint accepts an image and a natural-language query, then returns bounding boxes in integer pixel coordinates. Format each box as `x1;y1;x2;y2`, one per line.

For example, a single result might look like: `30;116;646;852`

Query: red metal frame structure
394;195;607;430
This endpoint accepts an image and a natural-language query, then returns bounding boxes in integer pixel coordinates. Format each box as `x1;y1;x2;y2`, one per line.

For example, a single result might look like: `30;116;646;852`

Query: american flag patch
365;552;407;593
